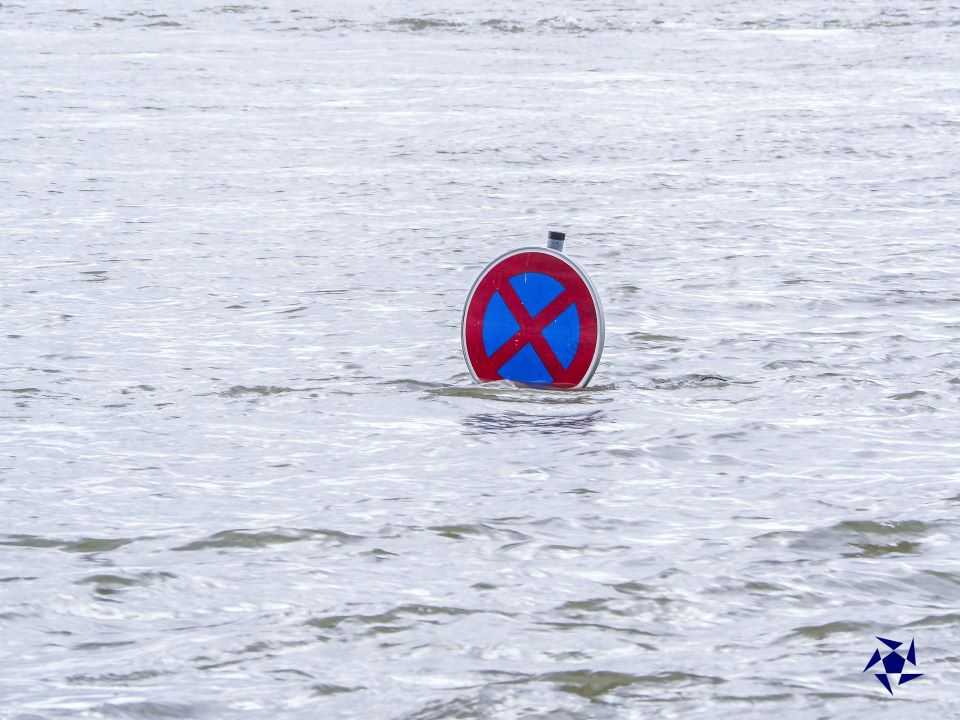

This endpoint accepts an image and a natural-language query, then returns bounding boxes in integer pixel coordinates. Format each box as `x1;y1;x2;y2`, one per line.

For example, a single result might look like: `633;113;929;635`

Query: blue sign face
462;248;604;388
482;272;580;384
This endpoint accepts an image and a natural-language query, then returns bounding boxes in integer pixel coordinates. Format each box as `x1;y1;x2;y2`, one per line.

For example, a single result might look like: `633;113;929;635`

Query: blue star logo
863;637;923;695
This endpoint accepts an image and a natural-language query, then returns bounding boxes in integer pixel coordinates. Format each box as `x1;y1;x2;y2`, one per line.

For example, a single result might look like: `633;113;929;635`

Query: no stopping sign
462;247;604;389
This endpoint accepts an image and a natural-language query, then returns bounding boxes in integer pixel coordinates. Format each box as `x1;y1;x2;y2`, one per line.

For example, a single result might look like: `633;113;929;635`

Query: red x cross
485;281;574;380
462;249;601;388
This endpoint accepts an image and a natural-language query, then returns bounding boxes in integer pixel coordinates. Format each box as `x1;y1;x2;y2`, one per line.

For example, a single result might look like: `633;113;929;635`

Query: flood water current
2;2;960;718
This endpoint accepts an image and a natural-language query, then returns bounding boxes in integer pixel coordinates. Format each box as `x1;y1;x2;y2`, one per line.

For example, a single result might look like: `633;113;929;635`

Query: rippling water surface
2;1;960;718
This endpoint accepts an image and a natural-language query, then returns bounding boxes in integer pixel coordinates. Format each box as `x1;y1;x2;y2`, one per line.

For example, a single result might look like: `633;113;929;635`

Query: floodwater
2;2;960;718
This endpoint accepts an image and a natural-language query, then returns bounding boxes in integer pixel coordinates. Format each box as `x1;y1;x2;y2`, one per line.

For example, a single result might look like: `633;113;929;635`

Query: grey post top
547;230;566;253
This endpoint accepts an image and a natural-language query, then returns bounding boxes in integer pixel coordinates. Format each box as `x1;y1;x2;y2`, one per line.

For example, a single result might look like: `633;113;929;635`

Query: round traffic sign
462;247;604;388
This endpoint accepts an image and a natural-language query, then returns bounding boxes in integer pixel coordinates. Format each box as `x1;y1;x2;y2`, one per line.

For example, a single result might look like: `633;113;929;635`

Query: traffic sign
462;247;604;388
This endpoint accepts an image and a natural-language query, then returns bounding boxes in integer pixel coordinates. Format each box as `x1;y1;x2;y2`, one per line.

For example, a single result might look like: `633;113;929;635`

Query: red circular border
461;249;603;388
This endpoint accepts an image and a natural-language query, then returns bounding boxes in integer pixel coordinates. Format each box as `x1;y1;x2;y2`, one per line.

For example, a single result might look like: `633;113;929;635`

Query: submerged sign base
462;246;604;389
